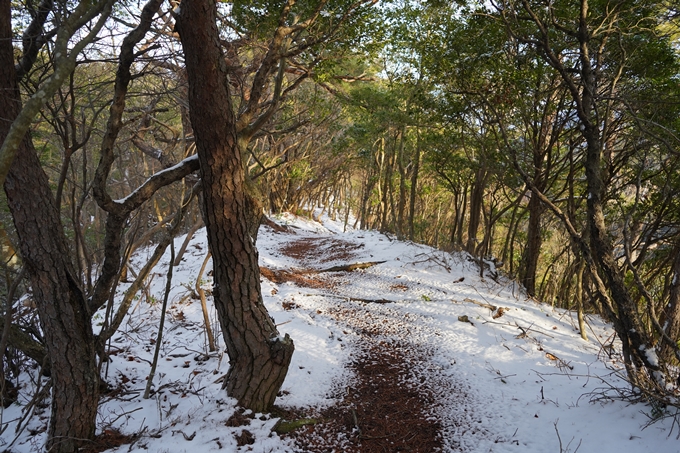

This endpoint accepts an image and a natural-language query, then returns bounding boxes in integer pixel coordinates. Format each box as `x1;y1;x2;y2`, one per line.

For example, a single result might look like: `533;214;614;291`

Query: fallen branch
312;261;386;273
349;297;392;304
262;216;295;234
410;252;451;272
464;297;497;311
515;322;555;339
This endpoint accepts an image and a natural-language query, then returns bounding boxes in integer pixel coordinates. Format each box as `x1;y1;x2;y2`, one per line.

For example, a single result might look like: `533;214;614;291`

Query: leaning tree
175;0;381;411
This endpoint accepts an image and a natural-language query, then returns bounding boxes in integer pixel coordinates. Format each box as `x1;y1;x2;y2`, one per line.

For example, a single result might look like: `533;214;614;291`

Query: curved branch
15;0;56;79
117;155;200;211
88;155;199;311
93;0;164;213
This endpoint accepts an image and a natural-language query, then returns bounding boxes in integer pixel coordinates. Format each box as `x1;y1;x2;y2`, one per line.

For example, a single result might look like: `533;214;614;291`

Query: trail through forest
267;235;446;452
4;212;679;453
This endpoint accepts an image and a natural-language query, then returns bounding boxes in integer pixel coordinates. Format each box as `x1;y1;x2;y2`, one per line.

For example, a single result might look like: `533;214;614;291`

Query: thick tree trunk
176;0;294;412
1;2;99;450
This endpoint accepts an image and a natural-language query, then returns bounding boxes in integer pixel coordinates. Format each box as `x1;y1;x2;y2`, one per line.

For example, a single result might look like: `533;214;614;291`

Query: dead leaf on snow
458;315;474;326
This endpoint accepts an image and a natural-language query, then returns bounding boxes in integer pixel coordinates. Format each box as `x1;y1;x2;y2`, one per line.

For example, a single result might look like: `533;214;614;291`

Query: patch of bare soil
273;236;443;452
280;237;364;264
260;267;335;290
280;305;443;452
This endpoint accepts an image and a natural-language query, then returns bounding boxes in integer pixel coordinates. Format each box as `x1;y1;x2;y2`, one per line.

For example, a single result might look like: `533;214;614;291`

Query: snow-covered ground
1;211;678;452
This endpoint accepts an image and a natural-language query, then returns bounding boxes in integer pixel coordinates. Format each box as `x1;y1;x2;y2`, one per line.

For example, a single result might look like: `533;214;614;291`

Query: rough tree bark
1;1;190;449
1;2;98;450
176;0;294;412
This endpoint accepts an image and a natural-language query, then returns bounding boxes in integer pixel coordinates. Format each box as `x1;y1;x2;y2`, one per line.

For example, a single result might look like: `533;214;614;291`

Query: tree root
274;418;318;434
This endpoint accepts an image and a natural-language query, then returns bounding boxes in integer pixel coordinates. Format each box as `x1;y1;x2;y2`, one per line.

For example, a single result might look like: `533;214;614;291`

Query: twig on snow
409;252;451;272
464;297;497;311
554;419;582;453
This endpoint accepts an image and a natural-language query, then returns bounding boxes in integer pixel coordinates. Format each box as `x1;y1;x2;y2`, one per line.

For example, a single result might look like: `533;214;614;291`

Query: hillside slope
2;212;677;452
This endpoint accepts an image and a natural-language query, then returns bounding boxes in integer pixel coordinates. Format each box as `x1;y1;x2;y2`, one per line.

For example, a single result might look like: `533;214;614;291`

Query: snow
2;211;679;452
640;345;660;369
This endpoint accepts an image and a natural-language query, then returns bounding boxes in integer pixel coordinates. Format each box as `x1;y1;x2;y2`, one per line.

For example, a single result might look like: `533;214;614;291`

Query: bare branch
0;0;115;187
93;0;164;213
15;0;56;79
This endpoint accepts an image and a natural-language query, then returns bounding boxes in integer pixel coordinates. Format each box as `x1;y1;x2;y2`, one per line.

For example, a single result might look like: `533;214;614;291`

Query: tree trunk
408;128;421;241
378;139;391;233
176;0;294;412
1;2;99;449
578;43;655;375
511;0;658;378
466;165;487;254
520;190;544;296
575;260;588;341
396;128;407;240
449;190;460;248
359;170;376;230
658;243;680;364
457;187;467;245
245;187;265;244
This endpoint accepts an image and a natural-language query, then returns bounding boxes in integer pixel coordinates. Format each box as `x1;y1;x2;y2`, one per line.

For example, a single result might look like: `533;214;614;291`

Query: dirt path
265;236;445;452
